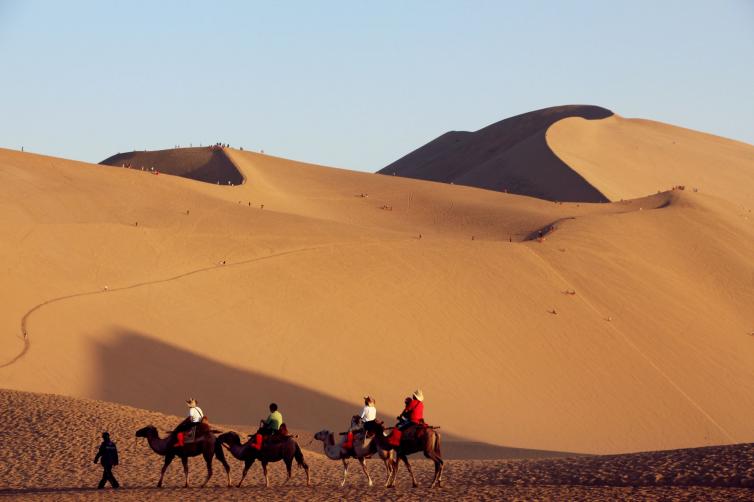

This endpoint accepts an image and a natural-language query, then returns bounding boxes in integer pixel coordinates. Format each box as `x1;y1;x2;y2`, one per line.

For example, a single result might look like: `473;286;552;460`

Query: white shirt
360;405;376;422
188;406;204;423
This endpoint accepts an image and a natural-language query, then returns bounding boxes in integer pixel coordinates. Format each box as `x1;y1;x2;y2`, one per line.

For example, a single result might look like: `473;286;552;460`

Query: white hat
412;389;424;402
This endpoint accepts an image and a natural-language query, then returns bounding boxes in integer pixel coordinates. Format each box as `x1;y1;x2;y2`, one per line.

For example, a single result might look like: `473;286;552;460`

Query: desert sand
3;389;754;501
1;105;753;498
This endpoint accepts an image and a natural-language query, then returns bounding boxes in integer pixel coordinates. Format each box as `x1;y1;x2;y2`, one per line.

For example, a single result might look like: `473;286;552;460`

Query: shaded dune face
379;105;614;202
101;147;244;186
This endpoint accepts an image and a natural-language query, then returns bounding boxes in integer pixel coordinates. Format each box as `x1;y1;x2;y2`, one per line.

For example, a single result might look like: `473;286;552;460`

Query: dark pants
363;420;378;434
98;465;119;489
257;426;276;436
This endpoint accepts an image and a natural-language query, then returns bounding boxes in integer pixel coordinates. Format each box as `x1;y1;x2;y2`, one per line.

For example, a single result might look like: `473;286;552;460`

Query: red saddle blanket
387;428;402;447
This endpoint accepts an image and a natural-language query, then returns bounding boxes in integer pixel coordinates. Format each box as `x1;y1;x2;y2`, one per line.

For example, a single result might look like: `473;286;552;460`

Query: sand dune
547;114;754;207
381;105;754;207
101;147;244;186
379;105;614;201
3;389;754;501
2;140;753;457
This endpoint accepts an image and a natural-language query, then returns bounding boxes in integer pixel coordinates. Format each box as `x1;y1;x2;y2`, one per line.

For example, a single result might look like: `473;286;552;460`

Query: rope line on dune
2;241;358;370
524;243;736;444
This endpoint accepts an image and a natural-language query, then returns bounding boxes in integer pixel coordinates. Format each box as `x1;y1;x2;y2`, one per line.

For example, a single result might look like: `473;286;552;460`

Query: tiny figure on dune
186;209;190;215
548;308;558;315
260;204;264;209
94;432;120;489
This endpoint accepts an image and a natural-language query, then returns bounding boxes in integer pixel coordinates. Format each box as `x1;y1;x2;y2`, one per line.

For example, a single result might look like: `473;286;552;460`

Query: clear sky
1;1;752;172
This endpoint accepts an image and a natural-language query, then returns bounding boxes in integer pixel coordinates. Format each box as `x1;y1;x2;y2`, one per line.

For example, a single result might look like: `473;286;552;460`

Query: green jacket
264;410;283;430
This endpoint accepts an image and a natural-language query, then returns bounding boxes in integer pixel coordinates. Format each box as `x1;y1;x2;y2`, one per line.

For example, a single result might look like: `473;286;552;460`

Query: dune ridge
379;105;613;201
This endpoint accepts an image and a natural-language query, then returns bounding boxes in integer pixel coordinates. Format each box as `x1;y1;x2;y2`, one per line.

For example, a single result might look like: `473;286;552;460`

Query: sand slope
547;114;754;207
1;142;753;456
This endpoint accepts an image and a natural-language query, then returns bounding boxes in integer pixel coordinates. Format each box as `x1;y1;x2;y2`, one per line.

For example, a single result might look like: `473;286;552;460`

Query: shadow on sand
93;327;575;460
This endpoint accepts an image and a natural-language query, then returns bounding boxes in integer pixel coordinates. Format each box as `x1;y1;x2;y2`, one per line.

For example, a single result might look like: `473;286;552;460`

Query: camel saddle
247;423;293;449
184;417;211;444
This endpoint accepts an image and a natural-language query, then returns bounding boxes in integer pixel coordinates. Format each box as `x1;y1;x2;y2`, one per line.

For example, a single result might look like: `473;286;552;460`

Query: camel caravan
135;390;443;489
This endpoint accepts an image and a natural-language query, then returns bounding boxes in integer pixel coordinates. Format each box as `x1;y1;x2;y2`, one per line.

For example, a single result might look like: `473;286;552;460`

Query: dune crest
546;114;754;207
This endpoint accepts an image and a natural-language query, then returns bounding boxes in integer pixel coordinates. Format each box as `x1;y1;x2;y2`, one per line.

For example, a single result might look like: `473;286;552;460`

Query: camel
216;431;310;488
313;428;394;487
135;425;230;488
371;421;444;488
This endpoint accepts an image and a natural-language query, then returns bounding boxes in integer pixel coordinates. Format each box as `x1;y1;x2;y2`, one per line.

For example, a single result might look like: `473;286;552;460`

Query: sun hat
186;398;197;407
412;389;424;402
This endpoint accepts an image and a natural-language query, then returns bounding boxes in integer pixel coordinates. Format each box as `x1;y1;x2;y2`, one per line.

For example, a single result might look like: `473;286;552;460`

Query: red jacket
405;399;424;423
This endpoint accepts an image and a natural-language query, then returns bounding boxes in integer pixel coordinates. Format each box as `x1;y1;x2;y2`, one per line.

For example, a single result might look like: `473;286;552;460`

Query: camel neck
148;433;171;455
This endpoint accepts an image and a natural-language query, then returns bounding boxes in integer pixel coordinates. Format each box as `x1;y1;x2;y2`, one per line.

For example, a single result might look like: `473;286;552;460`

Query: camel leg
284;457;293;484
181;457;189;488
424;447;444;488
382;459;392;487
158;454;174;488
401;455;418;488
201;449;213;487
358;457;373;487
388;456;399;488
238;460;253;487
262;461;269;488
341;458;349;486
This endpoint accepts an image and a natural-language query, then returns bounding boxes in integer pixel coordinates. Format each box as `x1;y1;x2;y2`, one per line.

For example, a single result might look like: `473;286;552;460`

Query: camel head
217;431;241;445
135;425;158;439
313;430;330;442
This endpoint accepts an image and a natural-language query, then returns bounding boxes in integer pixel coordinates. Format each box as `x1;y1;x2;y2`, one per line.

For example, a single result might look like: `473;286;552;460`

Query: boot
174;432;185;448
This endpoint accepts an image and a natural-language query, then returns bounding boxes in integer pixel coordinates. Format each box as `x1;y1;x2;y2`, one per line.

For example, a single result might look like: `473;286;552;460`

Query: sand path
3;239;373;369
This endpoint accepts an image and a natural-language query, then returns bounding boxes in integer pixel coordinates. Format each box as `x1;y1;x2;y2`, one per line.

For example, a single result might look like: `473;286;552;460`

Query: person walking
93;432;119;489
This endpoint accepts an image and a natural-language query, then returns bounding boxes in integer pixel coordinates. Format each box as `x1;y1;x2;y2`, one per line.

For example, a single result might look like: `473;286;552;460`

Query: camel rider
173;398;204;447
396;396;412;428
344;396;377;449
398;389;424;431
360;396;377;432
252;402;283;449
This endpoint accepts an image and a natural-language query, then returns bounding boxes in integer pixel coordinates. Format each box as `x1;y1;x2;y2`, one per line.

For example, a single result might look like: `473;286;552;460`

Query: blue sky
1;1;752;171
